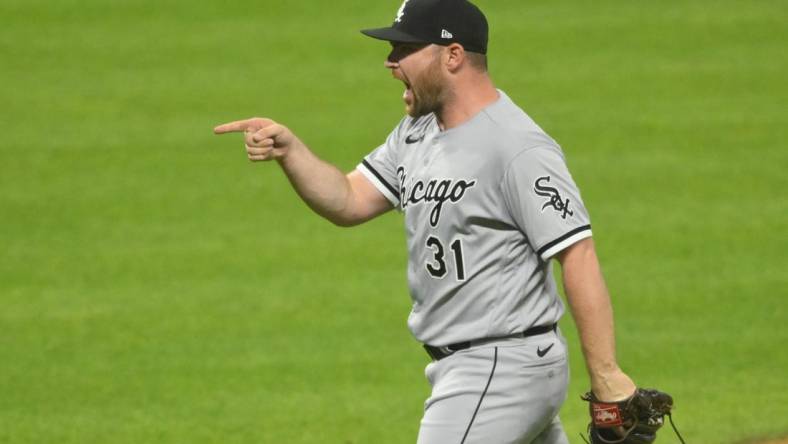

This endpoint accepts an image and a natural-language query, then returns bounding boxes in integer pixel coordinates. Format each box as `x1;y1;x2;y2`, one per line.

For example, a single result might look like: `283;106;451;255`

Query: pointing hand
214;117;297;162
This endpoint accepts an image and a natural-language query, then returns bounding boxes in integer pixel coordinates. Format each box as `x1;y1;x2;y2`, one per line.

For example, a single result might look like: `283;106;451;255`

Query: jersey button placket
420;138;439;171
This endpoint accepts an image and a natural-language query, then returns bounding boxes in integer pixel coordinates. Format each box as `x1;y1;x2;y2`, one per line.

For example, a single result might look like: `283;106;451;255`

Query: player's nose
384;59;398;69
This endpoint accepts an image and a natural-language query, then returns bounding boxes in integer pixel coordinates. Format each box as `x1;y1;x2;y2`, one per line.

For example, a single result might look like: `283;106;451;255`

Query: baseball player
215;0;639;442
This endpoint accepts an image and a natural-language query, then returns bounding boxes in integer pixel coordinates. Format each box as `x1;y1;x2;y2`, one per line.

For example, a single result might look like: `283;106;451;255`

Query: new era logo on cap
441;29;453;39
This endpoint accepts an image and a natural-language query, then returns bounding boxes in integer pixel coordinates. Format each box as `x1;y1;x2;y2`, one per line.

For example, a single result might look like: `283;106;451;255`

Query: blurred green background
1;1;786;443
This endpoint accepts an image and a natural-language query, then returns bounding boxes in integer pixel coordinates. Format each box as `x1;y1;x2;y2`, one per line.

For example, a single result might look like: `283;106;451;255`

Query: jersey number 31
425;236;466;281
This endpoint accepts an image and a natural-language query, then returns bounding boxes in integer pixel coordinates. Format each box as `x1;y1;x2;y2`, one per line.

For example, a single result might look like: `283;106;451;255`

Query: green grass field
1;0;786;442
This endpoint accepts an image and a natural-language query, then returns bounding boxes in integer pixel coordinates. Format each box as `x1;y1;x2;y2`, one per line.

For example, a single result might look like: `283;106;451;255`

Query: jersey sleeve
501;146;592;261
356;120;404;208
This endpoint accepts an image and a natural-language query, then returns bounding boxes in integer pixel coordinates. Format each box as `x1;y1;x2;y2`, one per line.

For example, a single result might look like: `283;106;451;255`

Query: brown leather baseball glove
581;388;685;443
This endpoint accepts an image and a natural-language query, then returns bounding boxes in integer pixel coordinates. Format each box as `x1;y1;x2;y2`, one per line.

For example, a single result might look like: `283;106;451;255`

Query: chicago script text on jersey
397;166;477;227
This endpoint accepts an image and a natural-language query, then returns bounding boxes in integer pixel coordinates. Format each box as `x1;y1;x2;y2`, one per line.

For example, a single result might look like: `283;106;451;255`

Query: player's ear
443;43;465;72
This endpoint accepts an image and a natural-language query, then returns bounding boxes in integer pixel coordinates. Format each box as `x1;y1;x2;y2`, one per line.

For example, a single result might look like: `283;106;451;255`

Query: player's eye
388;43;427;62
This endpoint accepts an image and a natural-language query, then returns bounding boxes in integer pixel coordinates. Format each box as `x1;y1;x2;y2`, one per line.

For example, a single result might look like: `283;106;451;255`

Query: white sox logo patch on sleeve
534;176;573;219
591;403;624;427
397;166;476;227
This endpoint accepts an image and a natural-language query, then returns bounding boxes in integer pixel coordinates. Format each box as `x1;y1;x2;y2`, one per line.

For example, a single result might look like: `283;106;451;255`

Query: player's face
386;43;449;118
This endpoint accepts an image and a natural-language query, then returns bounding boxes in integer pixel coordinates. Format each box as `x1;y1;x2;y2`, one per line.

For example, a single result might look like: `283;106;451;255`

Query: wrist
275;138;303;164
589;361;620;379
590;366;636;401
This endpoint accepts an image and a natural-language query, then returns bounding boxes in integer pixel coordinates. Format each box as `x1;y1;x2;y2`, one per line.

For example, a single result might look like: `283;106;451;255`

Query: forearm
560;239;635;400
563;246;618;375
214;117;390;226
277;141;355;225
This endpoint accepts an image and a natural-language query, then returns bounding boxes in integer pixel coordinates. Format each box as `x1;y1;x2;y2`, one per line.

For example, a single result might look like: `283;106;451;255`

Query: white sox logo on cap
395;0;410;22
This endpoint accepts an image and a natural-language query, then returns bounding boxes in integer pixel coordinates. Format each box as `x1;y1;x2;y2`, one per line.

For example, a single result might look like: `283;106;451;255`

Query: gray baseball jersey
357;90;592;346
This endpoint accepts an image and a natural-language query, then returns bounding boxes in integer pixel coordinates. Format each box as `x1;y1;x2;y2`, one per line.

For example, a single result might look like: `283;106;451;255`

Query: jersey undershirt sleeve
501;145;593;261
356;120;404;209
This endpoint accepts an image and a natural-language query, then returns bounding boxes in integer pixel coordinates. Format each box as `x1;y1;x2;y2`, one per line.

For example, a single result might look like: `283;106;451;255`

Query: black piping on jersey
537;224;592;258
361;159;400;200
460;347;498;444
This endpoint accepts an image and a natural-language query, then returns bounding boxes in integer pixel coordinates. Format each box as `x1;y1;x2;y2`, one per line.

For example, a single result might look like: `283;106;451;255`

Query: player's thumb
252;123;287;145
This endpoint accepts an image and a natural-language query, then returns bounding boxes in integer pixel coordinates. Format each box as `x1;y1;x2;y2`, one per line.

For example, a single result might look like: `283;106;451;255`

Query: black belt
423;323;557;361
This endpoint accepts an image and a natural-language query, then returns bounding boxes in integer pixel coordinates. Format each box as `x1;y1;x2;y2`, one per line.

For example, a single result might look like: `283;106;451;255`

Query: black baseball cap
361;0;489;55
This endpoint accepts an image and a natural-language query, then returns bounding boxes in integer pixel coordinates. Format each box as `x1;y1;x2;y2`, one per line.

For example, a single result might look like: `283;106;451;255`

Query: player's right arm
214;117;393;226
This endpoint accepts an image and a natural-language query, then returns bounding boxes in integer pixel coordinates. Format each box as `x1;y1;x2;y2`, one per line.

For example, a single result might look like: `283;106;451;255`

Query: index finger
213;119;258;135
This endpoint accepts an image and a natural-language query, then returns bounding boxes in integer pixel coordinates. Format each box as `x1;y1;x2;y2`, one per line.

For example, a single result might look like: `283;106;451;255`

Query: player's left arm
557;237;637;401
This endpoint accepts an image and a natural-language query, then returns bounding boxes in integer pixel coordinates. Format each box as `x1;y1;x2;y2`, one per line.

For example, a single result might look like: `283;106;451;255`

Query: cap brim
360;26;427;43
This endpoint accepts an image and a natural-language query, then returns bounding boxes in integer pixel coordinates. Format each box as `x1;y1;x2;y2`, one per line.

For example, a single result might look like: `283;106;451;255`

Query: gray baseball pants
417;330;570;444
